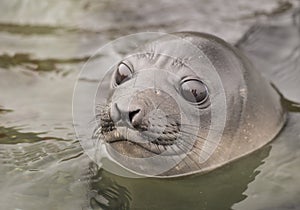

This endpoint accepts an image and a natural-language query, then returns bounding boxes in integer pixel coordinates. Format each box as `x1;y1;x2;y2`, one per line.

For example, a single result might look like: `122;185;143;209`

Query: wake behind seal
94;32;286;178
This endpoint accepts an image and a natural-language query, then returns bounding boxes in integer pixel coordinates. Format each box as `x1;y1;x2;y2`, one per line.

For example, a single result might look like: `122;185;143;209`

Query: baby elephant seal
95;32;286;178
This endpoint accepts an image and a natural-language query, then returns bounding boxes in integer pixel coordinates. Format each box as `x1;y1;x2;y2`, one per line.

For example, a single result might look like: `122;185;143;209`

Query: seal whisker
173;139;206;169
179;124;229;135
178;129;222;147
177;131;223;165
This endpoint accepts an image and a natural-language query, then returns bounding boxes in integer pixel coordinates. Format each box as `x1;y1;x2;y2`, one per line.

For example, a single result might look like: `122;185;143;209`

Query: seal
95;32;286;177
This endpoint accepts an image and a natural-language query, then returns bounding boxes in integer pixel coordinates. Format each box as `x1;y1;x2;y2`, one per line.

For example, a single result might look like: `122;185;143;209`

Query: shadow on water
87;144;272;210
282;97;300;113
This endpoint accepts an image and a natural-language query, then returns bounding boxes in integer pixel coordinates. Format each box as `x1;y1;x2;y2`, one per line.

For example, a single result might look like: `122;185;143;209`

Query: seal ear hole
180;78;209;106
113;62;133;86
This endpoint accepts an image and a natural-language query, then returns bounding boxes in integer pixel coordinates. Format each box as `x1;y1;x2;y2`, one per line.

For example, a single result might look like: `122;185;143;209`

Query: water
0;0;299;209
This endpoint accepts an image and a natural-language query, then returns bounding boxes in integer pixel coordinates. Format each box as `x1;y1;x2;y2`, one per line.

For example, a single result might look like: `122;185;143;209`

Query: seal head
95;32;286;177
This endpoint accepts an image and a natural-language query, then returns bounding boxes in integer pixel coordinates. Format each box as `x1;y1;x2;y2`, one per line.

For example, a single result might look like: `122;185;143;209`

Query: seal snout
110;102;145;130
97;88;186;158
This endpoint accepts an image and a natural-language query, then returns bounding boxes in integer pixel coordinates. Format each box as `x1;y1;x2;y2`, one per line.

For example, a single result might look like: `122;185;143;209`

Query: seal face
95;32;286;177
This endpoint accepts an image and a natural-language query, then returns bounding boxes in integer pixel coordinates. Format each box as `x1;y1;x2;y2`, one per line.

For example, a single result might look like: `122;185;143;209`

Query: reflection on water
0;22;70;35
0;126;61;144
88;163;132;210
89;145;271;210
0;0;299;210
0;53;91;72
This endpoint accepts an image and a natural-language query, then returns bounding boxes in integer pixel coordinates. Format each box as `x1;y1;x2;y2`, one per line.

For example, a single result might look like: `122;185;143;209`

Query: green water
0;0;299;209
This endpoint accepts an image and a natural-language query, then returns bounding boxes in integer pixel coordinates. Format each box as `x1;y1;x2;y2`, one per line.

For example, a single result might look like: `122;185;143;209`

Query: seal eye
180;79;209;105
115;62;133;85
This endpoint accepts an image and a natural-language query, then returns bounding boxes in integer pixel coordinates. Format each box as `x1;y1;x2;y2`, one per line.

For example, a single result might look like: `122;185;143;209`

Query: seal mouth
107;138;162;156
102;129;177;156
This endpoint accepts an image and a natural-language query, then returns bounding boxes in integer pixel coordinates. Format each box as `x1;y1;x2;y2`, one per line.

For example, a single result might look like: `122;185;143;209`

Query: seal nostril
129;109;141;126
